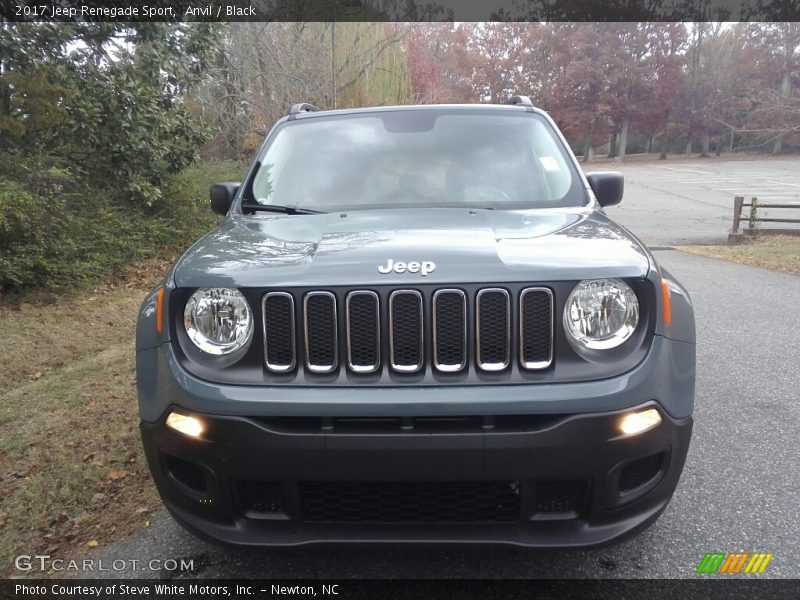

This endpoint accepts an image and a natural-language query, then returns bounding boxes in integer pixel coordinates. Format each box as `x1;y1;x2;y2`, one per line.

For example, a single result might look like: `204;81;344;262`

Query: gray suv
136;97;695;547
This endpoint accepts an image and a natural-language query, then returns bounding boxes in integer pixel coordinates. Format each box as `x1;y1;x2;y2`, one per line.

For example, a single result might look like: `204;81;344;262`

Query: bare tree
194;23;414;159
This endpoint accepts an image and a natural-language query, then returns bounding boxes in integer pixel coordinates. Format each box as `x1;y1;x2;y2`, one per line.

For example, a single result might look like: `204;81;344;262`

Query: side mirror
210;182;240;215
585;172;624;207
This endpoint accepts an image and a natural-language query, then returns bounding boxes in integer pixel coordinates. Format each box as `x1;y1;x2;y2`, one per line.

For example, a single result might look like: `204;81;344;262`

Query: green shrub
156;160;245;242
0;160;246;294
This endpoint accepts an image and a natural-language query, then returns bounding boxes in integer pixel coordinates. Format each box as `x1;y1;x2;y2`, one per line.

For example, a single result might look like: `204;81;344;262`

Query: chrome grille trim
476;288;511;371
432;288;467;372
303;291;338;374
345;290;381;374
261;285;556;378
262;291;296;373
388;289;424;373
519;287;554;370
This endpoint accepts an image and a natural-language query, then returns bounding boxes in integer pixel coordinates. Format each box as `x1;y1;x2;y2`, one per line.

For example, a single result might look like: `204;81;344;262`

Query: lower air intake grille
619;452;666;492
165;455;207;493
235;481;286;514
533;481;586;514
300;480;520;523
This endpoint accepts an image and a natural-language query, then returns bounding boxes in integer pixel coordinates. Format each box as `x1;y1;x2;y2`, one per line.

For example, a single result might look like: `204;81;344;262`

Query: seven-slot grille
261;287;553;375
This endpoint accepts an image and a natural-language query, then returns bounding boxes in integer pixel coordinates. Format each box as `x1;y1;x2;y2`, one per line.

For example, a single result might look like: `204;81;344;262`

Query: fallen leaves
0;258;168;576
107;470;128;481
11;467;34;479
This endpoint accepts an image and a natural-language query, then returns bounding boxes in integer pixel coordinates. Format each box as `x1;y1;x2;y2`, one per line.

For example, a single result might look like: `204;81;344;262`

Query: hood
172;208;651;288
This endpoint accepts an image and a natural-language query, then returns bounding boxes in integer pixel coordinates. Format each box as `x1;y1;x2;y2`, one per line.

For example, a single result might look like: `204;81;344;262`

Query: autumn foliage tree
387;22;799;160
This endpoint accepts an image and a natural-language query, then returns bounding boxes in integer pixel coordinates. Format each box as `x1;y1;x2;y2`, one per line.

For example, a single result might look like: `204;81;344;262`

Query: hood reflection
173;208;650;288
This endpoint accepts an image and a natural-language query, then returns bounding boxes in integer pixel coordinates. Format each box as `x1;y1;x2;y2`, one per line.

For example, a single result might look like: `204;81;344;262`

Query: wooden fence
730;196;800;242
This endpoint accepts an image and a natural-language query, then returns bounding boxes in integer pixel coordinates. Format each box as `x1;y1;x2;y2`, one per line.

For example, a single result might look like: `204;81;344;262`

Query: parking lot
83;159;800;580
604;157;800;246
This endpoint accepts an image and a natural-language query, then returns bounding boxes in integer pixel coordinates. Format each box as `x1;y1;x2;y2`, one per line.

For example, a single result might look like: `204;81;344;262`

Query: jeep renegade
136;97;695;546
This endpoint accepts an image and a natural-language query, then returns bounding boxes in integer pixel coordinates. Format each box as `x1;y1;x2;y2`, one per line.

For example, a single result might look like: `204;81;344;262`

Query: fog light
166;412;204;439
618;409;662;436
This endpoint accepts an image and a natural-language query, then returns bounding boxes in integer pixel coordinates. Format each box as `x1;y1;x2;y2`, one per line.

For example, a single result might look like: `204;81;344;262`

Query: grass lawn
0;259;172;577
677;234;800;276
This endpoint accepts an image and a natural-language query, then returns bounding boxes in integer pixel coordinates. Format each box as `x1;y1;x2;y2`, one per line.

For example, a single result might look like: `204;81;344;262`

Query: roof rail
505;95;533;107
290;103;321;115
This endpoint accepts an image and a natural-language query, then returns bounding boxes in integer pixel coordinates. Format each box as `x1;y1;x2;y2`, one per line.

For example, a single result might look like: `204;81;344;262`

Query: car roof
287;103;547;121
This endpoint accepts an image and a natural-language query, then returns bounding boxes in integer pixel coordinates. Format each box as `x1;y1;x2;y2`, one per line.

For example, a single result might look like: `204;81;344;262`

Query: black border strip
2;0;800;22
2;578;799;600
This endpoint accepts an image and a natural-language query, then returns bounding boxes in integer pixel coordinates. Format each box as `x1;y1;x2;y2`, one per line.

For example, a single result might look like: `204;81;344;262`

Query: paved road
601;157;800;246
90;250;800;579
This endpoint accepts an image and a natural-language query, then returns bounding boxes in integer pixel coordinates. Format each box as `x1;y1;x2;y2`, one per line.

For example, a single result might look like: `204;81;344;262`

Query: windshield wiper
241;203;324;215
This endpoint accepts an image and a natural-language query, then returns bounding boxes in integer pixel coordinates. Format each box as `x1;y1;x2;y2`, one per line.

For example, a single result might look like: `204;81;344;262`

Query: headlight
564;279;639;350
184;288;253;355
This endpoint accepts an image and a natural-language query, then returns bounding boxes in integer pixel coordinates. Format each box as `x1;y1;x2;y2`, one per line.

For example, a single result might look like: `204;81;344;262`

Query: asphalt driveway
603;157;800;245
88;249;800;579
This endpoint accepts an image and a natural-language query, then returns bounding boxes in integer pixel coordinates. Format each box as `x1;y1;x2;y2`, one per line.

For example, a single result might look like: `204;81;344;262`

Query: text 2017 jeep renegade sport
136;97;695;547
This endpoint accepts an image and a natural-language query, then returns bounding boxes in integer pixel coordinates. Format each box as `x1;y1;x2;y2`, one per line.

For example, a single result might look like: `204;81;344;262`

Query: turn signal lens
661;278;672;326
166;412;204;439
156;287;165;334
618;409;662;436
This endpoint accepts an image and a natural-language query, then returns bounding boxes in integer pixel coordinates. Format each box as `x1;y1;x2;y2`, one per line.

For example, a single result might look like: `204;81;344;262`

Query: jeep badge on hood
377;259;436;276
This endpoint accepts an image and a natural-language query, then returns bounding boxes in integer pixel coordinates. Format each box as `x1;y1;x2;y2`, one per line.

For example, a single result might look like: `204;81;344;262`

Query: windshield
246;111;585;212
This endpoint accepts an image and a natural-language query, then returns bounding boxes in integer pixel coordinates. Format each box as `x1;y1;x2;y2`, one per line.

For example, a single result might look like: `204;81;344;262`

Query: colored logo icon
697;552;773;574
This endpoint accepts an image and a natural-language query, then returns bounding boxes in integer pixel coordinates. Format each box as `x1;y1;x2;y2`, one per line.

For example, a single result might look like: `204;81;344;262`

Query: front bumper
136;334;696;421
141;401;692;547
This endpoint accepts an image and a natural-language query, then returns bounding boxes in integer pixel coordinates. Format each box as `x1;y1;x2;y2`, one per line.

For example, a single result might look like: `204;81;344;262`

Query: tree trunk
660;134;669;160
648;134;654;154
331;22;337;109
729;127;735;151
699;132;710;157
618;117;630;162
773;135;783;155
583;143;594;163
685;140;692;156
583;121;595;163
607;132;617;158
0;30;11;119
715;136;722;157
773;70;791;155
